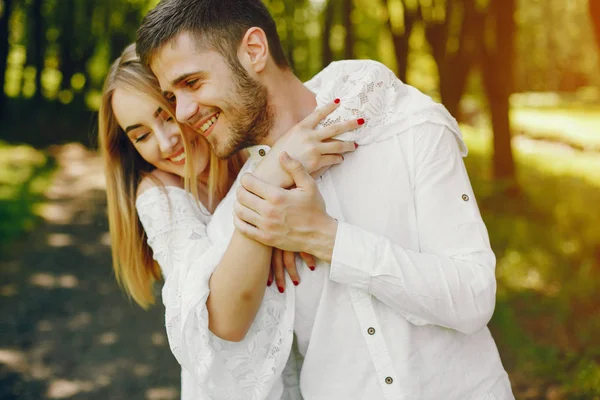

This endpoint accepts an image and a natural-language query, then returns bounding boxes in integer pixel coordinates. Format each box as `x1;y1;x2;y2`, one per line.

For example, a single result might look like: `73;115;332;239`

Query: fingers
310;166;330;180
233;199;262;228
282;251;300;286
313;154;344;171
316;117;364;141
300;99;341;128
280;151;313;189
233;212;261;241
240;173;283;203
319;140;357;156
272;248;286;293
267;268;273;287
299;252;316;271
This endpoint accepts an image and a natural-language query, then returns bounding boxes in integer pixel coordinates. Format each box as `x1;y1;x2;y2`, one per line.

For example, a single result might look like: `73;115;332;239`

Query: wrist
253;155;294;188
308;215;338;262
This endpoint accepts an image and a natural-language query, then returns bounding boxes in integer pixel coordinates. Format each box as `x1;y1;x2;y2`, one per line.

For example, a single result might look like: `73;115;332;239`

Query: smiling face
111;86;210;179
150;32;273;158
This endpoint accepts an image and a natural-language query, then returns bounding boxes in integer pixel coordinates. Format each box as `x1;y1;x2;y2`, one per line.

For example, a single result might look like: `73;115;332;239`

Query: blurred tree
58;0;74;91
590;0;600;54
322;0;334;67
421;0;483;120
383;0;419;83
30;0;43;101
0;0;15;115
58;0;96;93
343;0;355;59
480;0;517;187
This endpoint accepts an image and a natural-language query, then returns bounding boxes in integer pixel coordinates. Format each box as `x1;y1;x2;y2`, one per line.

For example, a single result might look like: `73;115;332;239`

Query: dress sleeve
136;186;295;399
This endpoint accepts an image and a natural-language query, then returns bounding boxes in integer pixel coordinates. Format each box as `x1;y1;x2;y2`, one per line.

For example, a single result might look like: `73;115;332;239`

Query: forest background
1;0;600;398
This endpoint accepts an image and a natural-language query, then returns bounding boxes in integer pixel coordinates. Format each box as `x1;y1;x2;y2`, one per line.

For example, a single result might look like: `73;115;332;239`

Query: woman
98;43;359;399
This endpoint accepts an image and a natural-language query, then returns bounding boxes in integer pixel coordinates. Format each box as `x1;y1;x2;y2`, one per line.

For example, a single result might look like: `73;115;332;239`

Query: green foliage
0;140;56;253
462;116;600;397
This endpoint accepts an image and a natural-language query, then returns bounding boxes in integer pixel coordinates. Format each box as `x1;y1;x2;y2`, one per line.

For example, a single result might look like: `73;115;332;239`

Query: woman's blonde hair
98;43;245;309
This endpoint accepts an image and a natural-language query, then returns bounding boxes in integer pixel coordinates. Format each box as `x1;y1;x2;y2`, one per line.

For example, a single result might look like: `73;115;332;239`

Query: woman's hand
272;99;362;175
253;99;363;188
268;250;316;293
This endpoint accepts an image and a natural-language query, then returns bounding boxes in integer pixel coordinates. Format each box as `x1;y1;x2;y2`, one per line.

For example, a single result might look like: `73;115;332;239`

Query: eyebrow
167;70;210;90
124;107;163;134
125;124;142;133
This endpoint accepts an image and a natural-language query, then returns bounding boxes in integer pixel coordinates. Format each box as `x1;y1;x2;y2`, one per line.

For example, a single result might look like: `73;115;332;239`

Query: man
136;0;514;398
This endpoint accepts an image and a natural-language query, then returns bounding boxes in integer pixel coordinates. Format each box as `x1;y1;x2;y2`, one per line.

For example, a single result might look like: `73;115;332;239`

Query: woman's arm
205;100;361;341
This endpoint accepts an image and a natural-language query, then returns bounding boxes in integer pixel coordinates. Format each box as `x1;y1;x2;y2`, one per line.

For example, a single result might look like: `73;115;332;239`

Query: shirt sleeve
136;185;293;399
329;124;497;335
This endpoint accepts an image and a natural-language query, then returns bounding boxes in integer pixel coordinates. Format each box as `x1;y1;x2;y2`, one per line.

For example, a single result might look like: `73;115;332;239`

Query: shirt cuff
329;221;379;291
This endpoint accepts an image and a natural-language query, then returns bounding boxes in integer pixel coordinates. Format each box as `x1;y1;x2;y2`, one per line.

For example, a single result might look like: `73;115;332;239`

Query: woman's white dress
136;186;301;400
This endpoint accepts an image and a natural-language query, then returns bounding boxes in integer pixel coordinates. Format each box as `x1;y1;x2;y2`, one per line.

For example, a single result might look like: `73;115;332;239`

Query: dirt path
0;144;180;400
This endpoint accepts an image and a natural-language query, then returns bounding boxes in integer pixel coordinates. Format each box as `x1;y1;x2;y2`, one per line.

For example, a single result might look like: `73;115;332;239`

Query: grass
0;140;56;253
461;124;600;398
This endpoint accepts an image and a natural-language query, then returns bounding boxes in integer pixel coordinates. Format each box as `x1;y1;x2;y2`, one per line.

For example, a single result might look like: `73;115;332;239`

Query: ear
238;27;269;74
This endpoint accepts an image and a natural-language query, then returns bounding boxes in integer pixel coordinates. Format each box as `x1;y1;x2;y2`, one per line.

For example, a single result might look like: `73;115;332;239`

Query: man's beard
213;61;273;159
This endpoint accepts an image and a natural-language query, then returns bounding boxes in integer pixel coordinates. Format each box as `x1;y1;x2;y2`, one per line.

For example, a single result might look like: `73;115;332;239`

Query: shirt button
258;149;266;157
462;194;469;201
367;327;375;335
385;377;393;384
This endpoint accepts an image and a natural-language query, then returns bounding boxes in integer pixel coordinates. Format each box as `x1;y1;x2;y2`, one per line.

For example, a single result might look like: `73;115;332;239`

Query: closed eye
135;132;150;143
185;79;199;89
165;93;176;105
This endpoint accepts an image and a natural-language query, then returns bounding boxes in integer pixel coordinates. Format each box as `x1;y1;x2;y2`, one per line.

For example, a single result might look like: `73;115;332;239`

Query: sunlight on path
38;144;105;225
0;143;179;400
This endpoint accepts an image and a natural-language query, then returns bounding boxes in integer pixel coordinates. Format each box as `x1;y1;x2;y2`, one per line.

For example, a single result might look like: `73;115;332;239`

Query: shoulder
137;170;184;198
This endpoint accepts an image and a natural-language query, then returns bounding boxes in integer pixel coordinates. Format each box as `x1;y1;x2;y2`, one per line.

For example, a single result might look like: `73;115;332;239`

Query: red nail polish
354;143;358;149
309;266;315;271
293;280;299;286
357;118;365;125
278;286;284;293
334;98;340;104
267;279;272;287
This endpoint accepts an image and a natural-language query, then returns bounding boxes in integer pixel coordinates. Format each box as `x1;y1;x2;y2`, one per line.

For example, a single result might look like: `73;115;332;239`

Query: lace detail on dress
305;60;467;157
136;183;296;400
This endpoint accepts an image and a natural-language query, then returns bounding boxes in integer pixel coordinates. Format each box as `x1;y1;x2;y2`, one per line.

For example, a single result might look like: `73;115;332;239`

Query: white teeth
200;113;220;133
171;152;185;163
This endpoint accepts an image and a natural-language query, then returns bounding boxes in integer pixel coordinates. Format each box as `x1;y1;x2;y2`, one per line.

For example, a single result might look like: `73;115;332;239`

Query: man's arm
234;125;496;335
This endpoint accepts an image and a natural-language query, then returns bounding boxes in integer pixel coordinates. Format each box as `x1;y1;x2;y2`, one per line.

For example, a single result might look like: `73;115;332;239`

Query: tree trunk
424;0;482;121
385;1;418;82
60;0;75;91
32;0;44;102
481;0;517;189
321;0;334;68
0;0;15;115
343;0;354;59
590;0;600;57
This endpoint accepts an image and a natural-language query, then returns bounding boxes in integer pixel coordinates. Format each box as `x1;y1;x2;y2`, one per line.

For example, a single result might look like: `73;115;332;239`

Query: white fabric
136;186;299;399
137;60;514;399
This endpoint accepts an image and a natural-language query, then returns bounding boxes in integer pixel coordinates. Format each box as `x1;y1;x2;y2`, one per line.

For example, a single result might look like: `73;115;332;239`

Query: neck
261;69;317;147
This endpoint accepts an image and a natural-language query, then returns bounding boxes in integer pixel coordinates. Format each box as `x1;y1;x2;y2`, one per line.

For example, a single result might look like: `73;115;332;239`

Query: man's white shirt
139;60;514;399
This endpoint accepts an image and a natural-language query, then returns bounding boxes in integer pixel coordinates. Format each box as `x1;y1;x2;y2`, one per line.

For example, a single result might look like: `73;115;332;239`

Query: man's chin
212;141;236;160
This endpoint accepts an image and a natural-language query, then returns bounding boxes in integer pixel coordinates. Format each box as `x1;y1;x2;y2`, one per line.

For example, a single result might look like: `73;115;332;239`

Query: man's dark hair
136;0;289;69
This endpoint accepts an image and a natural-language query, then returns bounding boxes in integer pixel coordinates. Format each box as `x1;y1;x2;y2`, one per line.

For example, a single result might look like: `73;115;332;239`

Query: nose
155;126;180;155
175;92;199;124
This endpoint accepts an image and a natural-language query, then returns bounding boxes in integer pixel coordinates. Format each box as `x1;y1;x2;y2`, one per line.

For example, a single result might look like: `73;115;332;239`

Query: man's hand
234;152;338;262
